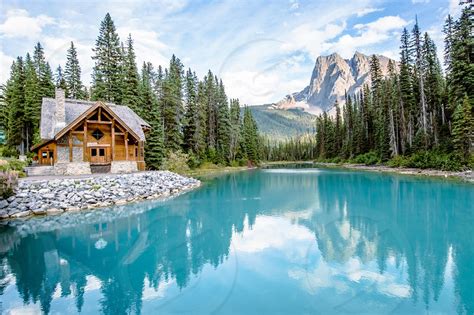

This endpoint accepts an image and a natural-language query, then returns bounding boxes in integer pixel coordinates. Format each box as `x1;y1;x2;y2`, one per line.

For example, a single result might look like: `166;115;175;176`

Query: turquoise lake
0;167;473;314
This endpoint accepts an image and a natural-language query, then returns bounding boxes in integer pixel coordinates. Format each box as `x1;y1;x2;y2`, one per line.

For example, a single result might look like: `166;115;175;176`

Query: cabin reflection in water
0;171;472;314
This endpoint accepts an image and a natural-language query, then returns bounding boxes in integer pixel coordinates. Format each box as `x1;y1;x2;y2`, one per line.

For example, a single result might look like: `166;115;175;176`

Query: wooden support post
111;119;115;161
69;131;73;162
98;107;102;121
83;122;87;161
125;131;128;161
137;141;141;161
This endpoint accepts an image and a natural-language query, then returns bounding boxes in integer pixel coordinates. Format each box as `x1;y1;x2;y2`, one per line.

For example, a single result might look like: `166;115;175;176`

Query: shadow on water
0;167;472;314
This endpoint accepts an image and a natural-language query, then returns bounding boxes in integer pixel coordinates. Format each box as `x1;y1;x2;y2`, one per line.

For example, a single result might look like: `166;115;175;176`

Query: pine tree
369;55;382;92
55;65;68;91
400;28;416;149
334;102;342;155
5;58;25;153
342;96;354;158
24;54;41;147
121;34;140;114
139;62;156;123
421;32;444;146
387;60;400;156
64;41;86;99
242;106;259;164
204;71;217;150
452;95;473;159
162;55;184;151
449;8;474;107
138;61;164;169
411;17;429;138
154;65;164;100
229;98;241;162
183;68;199;154
216;79;230;164
145;109;165;169
91;13;123;103
443;15;455;75
33;43;55;99
196;80;208;158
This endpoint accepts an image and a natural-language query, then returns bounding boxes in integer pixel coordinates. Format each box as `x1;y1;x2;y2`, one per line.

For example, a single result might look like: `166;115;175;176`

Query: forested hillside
246;105;316;141
265;8;473;171
0;13;261;169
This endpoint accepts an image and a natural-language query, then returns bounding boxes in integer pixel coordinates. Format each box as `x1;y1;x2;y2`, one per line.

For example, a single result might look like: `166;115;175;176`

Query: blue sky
0;0;464;105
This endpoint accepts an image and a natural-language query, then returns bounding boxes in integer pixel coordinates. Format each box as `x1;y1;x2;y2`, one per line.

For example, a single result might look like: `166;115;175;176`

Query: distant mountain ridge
244;105;316;141
277;52;393;114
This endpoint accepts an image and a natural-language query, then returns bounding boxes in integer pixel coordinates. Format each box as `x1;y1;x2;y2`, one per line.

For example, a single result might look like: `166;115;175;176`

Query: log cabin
31;89;150;175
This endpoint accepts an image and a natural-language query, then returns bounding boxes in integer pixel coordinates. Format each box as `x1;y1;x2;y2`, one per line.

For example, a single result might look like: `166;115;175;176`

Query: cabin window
91;148;97;156
135;147;138;157
42;152;47;158
99;148;105;156
92;129;104;140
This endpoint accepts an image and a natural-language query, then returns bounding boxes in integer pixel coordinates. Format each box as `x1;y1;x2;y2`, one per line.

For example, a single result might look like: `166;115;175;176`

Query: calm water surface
0;167;473;314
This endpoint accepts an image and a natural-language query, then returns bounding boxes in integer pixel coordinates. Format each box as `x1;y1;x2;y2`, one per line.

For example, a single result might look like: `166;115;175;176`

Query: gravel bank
0;171;200;220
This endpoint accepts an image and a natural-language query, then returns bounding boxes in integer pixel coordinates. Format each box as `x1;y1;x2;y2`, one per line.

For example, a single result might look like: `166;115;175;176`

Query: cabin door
90;147;109;164
40;150;54;165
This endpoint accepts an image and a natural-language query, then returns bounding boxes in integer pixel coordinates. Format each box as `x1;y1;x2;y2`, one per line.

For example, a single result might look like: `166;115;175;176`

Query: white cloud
232;215;314;253
327;16;408;58
290;0;300;10
448;0;463;17
0;50;14;83
222;69;307;105
117;27;169;69
0;9;56;39
356;7;384;17
281;22;346;59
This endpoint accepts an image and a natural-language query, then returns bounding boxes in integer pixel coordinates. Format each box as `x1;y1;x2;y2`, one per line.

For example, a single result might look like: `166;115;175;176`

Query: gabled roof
40;98;150;141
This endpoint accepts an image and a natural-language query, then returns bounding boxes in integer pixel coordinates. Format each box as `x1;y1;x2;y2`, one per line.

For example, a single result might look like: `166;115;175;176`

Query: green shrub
237;159;247;166
387;155;410;168
387;151;465;171
468;154;474;170
230;160;241;167
186;153;201;169
0;171;18;199
0;146;18;158
351;151;380;165
161;151;190;174
206;148;217;164
7;159;27;172
0;159;28;176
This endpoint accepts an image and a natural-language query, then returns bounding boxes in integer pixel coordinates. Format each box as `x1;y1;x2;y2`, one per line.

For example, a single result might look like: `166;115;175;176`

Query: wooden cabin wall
35;106;146;167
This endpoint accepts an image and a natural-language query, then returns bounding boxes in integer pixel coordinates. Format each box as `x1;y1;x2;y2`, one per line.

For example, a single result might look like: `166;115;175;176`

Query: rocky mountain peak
277;52;394;114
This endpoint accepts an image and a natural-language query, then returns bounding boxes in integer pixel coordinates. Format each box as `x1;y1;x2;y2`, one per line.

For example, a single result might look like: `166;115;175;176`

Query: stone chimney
54;88;66;131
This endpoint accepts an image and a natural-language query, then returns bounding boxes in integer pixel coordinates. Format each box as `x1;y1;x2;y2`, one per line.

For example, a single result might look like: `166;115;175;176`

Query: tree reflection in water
0;169;472;314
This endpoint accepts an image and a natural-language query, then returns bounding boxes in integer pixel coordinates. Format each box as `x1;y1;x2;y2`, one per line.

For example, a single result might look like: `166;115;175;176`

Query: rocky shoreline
0;171;200;220
314;162;474;182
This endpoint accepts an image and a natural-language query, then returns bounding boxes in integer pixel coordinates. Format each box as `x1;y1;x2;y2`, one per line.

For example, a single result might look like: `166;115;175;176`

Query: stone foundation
54;162;92;175
110;161;138;173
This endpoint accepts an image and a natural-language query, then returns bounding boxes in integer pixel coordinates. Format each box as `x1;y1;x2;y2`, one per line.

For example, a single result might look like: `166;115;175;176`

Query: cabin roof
40;98;150;141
